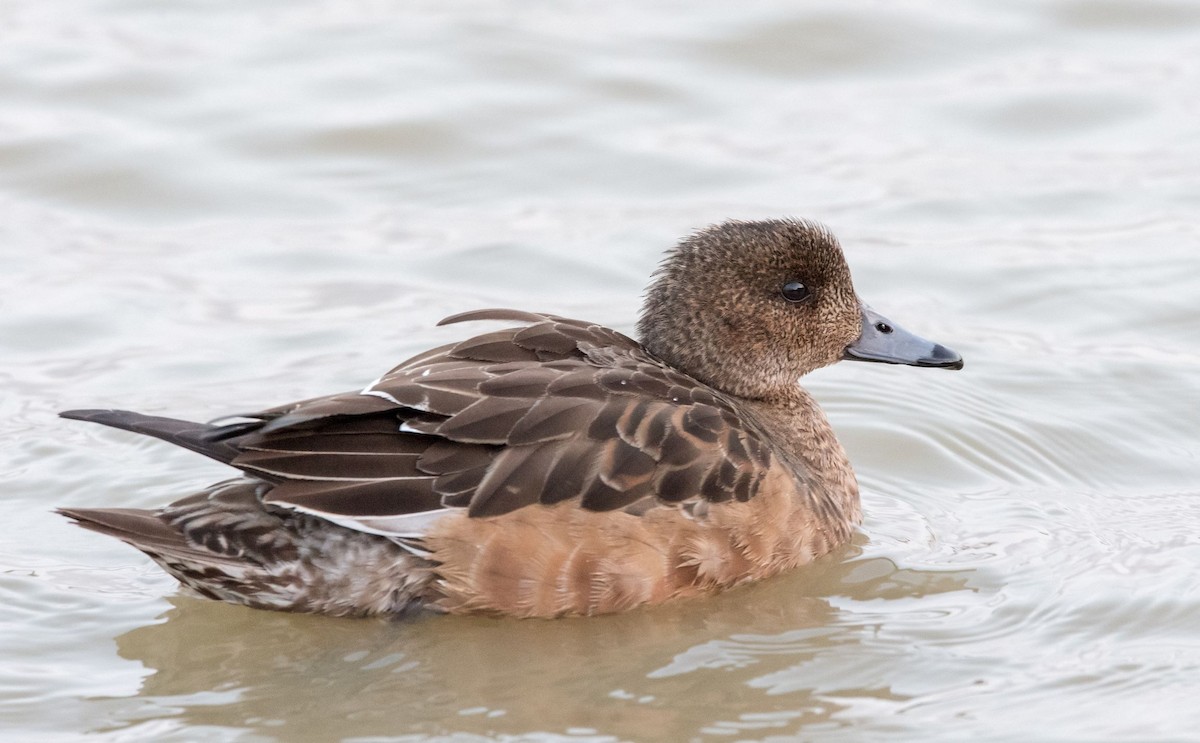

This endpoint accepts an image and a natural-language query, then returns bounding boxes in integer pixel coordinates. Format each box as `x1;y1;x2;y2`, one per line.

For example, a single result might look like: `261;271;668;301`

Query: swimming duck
59;219;962;618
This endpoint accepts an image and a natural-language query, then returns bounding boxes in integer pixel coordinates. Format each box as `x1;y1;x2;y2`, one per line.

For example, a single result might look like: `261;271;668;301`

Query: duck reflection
106;542;973;741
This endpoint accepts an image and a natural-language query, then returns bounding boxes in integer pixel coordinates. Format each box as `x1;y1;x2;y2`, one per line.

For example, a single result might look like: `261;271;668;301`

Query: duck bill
843;305;963;370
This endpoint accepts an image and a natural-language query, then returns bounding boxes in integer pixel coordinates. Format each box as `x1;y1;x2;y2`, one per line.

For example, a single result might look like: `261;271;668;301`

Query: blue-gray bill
842;305;964;370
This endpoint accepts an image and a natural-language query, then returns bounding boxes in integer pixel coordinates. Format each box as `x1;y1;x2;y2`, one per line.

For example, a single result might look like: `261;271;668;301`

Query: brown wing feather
213;311;780;531
265;478;445;515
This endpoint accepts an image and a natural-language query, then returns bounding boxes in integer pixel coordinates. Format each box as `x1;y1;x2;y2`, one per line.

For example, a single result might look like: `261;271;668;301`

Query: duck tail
59;409;255;465
59;486;437;617
57;506;220;563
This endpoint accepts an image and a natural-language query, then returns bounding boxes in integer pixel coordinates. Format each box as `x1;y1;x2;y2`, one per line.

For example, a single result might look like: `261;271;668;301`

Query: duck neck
740;385;861;527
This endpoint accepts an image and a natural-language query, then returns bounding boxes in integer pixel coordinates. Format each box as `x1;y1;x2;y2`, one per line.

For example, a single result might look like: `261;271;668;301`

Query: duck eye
780;280;811;304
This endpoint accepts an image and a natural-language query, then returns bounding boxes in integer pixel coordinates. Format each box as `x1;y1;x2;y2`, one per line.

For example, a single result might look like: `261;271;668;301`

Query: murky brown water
4;1;1200;741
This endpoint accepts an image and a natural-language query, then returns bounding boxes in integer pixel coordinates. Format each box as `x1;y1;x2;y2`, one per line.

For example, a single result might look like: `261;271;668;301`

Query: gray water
3;1;1200;741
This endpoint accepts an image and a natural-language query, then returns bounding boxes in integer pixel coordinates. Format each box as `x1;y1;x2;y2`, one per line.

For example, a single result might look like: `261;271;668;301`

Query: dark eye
780;280;811;304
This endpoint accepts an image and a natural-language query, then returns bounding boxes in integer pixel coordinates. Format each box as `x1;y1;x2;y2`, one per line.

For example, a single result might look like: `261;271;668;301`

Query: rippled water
4;1;1200;741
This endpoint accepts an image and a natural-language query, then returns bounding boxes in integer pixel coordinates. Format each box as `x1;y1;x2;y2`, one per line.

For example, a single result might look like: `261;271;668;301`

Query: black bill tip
919;343;964;370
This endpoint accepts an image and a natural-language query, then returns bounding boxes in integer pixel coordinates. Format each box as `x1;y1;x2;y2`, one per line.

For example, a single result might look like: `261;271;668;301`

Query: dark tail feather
60;409;256;465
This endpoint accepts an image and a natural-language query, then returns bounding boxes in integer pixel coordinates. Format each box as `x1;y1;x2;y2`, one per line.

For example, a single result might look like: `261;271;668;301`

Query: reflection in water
106;546;973;741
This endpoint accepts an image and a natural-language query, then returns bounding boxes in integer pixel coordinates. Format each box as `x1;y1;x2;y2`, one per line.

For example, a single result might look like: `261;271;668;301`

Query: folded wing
95;310;782;537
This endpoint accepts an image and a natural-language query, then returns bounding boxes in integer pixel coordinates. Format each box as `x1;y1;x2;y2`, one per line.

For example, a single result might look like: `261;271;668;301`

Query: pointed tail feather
60;409;253;465
58;506;241;565
59;504;434;615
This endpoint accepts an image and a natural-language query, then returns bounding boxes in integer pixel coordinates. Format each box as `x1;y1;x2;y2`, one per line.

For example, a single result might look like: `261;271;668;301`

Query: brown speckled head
636;219;862;400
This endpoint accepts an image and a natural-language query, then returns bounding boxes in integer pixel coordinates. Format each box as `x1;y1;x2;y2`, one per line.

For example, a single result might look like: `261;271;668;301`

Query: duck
59;219;962;618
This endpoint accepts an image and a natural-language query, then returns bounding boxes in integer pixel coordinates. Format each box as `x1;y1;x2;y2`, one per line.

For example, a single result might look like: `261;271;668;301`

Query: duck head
636;219;962;400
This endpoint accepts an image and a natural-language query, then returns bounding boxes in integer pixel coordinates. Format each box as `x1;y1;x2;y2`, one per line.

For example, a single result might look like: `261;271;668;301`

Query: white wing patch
279;501;453;556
